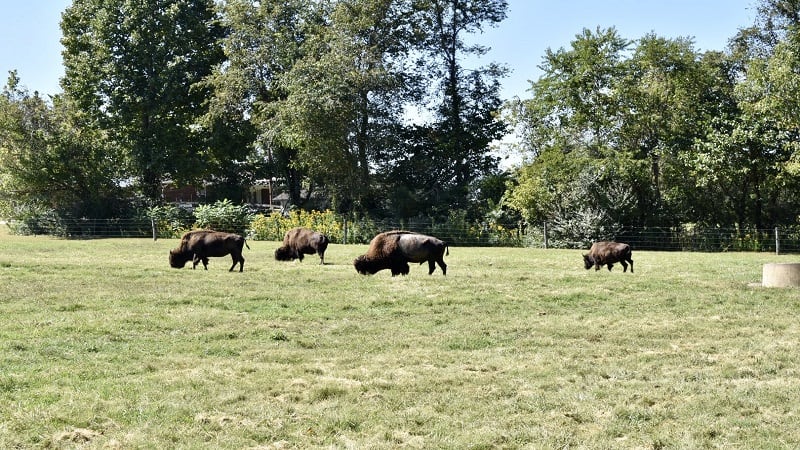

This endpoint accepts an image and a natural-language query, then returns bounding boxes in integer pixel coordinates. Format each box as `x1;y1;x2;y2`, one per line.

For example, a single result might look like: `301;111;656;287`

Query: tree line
1;0;799;244
1;0;507;227
503;0;800;242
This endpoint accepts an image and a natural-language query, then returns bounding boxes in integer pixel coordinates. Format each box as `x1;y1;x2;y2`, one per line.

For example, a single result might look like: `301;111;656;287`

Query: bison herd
168;227;634;275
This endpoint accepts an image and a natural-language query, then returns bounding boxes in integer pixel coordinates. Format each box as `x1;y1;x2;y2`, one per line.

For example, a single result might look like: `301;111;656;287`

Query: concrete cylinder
762;263;800;288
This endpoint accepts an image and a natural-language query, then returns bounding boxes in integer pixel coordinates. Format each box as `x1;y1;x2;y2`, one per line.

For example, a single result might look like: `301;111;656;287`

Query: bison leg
428;258;447;275
193;255;209;270
229;253;244;272
620;260;628;272
318;251;325;265
628;258;634;273
606;263;614;271
391;262;410;276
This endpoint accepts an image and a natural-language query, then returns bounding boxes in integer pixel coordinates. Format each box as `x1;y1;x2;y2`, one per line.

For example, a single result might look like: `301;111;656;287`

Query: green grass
1;231;799;448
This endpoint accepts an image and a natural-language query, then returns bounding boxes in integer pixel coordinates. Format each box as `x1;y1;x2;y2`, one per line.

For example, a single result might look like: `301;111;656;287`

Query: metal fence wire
4;216;800;253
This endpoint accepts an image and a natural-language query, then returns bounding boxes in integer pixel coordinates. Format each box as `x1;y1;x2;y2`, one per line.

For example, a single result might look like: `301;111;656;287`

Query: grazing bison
583;241;633;273
354;230;448;276
274;227;329;264
169;230;249;272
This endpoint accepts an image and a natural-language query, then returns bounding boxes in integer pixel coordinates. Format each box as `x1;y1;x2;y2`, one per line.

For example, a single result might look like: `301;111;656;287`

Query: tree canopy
504;5;800;241
61;0;226;202
0;72;126;222
43;0;508;222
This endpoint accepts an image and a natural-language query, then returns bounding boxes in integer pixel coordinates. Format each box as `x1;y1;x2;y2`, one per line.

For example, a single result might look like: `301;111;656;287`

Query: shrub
339;214;382;244
5;203;68;237
249;213;285;241
193;199;255;235
146;204;194;239
250;210;343;243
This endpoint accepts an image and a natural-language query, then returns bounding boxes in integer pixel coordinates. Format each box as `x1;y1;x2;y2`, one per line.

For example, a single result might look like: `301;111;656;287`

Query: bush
250;210;343;242
339;214;382;244
193;199;255;235
146;204;194;239
5;203;68;237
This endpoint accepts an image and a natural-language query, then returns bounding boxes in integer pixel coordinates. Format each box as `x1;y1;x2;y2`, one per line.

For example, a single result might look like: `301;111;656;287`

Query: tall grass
0;230;799;448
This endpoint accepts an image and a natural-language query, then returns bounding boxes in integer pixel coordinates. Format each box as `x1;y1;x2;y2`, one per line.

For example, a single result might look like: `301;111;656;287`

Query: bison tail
244;239;251;250
445;244;449;256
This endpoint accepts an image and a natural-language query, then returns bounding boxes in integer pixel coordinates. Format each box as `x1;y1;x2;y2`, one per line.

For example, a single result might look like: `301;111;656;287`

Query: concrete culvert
762;263;800;288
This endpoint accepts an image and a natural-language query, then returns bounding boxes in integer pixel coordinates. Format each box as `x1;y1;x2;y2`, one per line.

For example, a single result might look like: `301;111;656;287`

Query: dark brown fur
169;230;249;272
274;227;329;264
583;241;633;273
354;230;448;276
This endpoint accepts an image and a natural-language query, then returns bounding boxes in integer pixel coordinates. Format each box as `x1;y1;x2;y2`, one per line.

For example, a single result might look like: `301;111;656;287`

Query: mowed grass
1;230;799;449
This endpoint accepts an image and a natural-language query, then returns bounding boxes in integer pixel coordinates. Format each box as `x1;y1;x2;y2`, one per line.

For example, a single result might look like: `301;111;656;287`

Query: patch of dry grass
0;233;799;448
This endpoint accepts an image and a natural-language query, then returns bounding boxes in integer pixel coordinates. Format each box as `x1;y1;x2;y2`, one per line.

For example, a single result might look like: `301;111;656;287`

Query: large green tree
204;0;510;218
506;28;755;236
61;0;225;203
398;0;508;216
270;0;418;213
507;12;800;237
619;33;710;216
735;1;800;175
0;72;125;221
512;27;629;158
701;0;800;229
505;27;642;235
204;0;311;206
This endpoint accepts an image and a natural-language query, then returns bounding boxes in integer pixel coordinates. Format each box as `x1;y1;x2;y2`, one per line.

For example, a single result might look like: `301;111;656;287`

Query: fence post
543;221;548;249
151;218;157;241
775;227;780;255
343;217;348;245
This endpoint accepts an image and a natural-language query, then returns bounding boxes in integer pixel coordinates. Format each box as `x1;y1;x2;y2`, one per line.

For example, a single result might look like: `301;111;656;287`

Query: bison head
353;255;378;275
274;246;295;261
582;254;594;270
169;249;191;268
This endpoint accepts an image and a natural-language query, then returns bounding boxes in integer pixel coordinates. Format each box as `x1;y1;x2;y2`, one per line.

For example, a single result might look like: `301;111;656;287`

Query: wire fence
4;217;158;239
4;216;800;254
615;227;796;253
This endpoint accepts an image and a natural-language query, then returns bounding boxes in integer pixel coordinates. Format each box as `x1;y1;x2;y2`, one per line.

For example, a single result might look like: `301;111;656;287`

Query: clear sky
1;0;757;100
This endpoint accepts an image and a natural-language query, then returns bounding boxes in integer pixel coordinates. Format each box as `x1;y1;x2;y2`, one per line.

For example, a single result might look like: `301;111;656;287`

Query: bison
274;227;329;264
583;241;633;273
354;230;448;276
169;230;249;272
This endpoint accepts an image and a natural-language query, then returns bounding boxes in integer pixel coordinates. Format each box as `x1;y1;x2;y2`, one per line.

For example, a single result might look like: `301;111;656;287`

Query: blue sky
1;0;756;100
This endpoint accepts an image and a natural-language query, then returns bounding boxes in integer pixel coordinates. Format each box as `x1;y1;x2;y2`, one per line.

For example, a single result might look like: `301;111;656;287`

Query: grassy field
1;229;799;449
